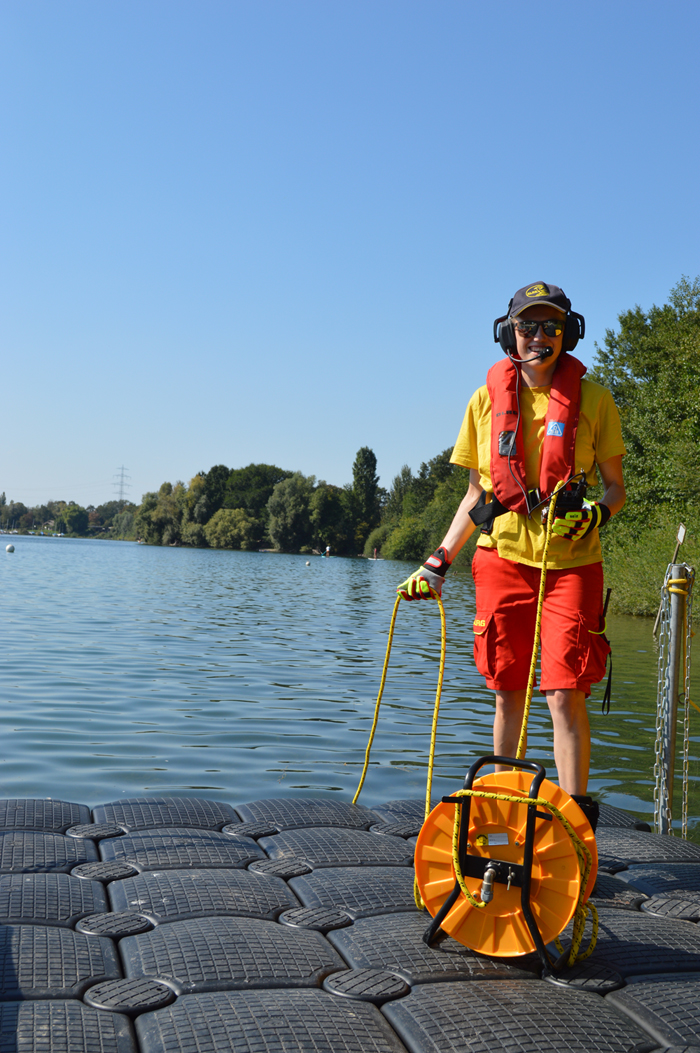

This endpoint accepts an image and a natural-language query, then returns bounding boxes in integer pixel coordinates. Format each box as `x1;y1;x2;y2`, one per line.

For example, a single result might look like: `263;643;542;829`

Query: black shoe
571;794;599;834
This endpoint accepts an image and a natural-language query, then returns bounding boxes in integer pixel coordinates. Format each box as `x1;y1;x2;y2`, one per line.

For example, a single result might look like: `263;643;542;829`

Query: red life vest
486;352;587;514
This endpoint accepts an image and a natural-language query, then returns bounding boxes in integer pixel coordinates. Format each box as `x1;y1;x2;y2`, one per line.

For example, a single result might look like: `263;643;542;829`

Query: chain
654;566;673;833
682;567;695;839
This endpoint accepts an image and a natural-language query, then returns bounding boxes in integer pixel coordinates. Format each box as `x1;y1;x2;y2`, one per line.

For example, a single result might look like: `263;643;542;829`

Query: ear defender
493;315;516;353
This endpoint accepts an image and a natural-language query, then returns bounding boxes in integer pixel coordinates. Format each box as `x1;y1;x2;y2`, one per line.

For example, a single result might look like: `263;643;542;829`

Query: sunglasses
514;318;565;338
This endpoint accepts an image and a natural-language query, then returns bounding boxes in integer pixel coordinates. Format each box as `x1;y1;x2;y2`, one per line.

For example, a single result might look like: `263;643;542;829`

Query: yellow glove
397;548;451;601
552;501;611;541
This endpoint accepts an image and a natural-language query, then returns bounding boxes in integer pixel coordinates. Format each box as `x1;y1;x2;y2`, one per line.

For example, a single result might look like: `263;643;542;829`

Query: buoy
414;769;597;957
5;544;14;553
306;561;310;566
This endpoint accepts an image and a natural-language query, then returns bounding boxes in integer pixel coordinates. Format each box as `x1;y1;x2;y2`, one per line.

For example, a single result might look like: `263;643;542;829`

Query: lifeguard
398;282;626;832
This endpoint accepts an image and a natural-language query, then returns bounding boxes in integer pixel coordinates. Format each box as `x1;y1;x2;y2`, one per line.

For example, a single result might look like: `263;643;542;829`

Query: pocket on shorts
472;611;496;680
577;613;611;686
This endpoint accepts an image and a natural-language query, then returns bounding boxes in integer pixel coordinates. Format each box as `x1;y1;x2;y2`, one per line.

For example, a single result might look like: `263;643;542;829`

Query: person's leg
545;688;590;795
494;689;527;770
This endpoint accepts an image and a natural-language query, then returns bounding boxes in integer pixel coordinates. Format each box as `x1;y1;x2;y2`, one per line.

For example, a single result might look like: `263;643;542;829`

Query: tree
267;472;315;551
203;464;230;519
224;464;292;522
350;447;382;551
62;503;89;535
588;275;700;530
310;483;352;553
204;508;259;550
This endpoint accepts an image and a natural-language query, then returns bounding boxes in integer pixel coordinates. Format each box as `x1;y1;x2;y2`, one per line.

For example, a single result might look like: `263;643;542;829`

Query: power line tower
113;466;132;508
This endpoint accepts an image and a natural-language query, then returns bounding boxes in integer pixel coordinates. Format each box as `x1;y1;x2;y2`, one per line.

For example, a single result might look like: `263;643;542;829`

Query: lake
1;536;698;835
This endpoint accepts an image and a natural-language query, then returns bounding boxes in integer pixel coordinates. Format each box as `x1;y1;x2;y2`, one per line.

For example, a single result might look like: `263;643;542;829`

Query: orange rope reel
414;768;598;957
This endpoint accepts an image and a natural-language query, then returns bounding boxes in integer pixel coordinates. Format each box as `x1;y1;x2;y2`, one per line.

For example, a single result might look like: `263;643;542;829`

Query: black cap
508;282;571;318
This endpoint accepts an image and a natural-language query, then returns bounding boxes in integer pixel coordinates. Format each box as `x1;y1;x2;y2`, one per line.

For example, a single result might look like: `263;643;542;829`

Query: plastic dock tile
0;872;107;927
607;977;700;1048
72;861;138;883
382;979;656;1053
92;797;237;831
0;832;98;873
259;828;414;868
323;969;410;1004
107;868;299;922
370;800;428;825
327;912;538;985
590;872;648;910
135;988;409;1053
370;822;422;838
618;864;700;897
120;915;346;994
84;977;176;1016
0;925;121;999
596;829;700;865
76;911;153;937
557;908;700;978
67;823;126;841
0;800;91;833
289;866;418;918
99;829;265;872
248;857;312;878
0;1000;135;1053
598;803;651;830
235;797;376;831
278;906;352;932
641;893;700;921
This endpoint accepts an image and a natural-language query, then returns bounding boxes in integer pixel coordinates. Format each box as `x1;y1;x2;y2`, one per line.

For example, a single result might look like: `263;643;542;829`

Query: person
397;282;626;831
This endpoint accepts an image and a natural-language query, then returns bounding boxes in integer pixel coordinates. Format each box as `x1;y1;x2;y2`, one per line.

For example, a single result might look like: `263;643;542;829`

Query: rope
352;591;447;814
516;487;562;760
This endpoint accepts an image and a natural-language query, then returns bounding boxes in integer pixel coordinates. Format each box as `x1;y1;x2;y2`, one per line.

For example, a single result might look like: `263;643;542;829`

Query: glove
552;501;611;541
397;547;451;601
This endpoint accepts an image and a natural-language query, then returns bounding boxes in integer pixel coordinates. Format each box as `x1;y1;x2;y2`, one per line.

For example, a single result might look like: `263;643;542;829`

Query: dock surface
1;793;700;1051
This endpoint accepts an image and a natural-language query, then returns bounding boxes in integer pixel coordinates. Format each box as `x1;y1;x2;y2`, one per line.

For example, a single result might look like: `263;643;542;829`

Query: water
1;536;699;835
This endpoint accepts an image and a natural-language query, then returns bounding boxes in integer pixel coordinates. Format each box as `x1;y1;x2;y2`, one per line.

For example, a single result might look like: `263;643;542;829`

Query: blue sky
2;1;699;508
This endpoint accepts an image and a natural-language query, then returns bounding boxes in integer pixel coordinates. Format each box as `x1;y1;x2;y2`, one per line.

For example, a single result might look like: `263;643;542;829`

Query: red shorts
471;547;610;695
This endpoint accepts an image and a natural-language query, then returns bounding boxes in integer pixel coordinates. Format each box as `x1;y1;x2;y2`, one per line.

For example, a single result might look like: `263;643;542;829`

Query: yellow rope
352;595;401;806
351;593;444;914
516;487;562;760
352;591;447;813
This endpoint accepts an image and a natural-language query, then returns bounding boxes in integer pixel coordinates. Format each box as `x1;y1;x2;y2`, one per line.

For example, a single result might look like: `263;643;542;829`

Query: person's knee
546;689;586;726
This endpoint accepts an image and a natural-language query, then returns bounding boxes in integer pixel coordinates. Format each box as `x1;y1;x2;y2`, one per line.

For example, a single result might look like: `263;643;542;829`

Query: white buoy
6;544;14;553
305;560;310;566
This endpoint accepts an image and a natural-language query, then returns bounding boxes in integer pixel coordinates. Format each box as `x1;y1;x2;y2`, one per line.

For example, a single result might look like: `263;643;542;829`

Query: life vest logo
473;618;486;628
547;421;565;437
526;283;549;298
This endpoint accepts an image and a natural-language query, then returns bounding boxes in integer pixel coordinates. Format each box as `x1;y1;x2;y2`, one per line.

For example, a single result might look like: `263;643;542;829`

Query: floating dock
1;794;700;1051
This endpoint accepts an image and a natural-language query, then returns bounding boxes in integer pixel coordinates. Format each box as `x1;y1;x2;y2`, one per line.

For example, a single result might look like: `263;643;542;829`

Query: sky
2;1;699;509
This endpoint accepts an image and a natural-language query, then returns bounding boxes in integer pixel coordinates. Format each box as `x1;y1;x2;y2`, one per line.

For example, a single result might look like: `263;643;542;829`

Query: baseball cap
509;282;571;317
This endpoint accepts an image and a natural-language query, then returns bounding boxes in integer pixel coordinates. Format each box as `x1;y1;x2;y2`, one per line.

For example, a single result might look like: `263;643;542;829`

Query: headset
493;301;586;360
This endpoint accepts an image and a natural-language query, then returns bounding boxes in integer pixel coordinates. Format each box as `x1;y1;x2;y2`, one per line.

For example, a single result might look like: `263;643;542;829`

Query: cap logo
526;284;549;298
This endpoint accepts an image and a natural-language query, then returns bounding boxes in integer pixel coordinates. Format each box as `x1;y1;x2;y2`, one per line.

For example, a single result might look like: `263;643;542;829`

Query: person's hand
552;501;611;541
397;547;451;601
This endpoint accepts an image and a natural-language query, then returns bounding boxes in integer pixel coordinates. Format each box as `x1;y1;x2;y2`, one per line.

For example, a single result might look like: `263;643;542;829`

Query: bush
204;508;259;550
363;523;395;558
382;518;429;562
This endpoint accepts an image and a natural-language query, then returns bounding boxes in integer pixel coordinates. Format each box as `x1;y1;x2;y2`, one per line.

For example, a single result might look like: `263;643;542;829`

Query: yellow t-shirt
450;377;626;569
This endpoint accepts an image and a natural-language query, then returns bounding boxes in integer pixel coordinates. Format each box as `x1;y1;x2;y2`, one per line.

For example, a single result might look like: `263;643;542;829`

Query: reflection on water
1;536;698;836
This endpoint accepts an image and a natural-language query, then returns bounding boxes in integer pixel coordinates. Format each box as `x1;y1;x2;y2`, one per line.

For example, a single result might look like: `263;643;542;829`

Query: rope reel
414;765;597;959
